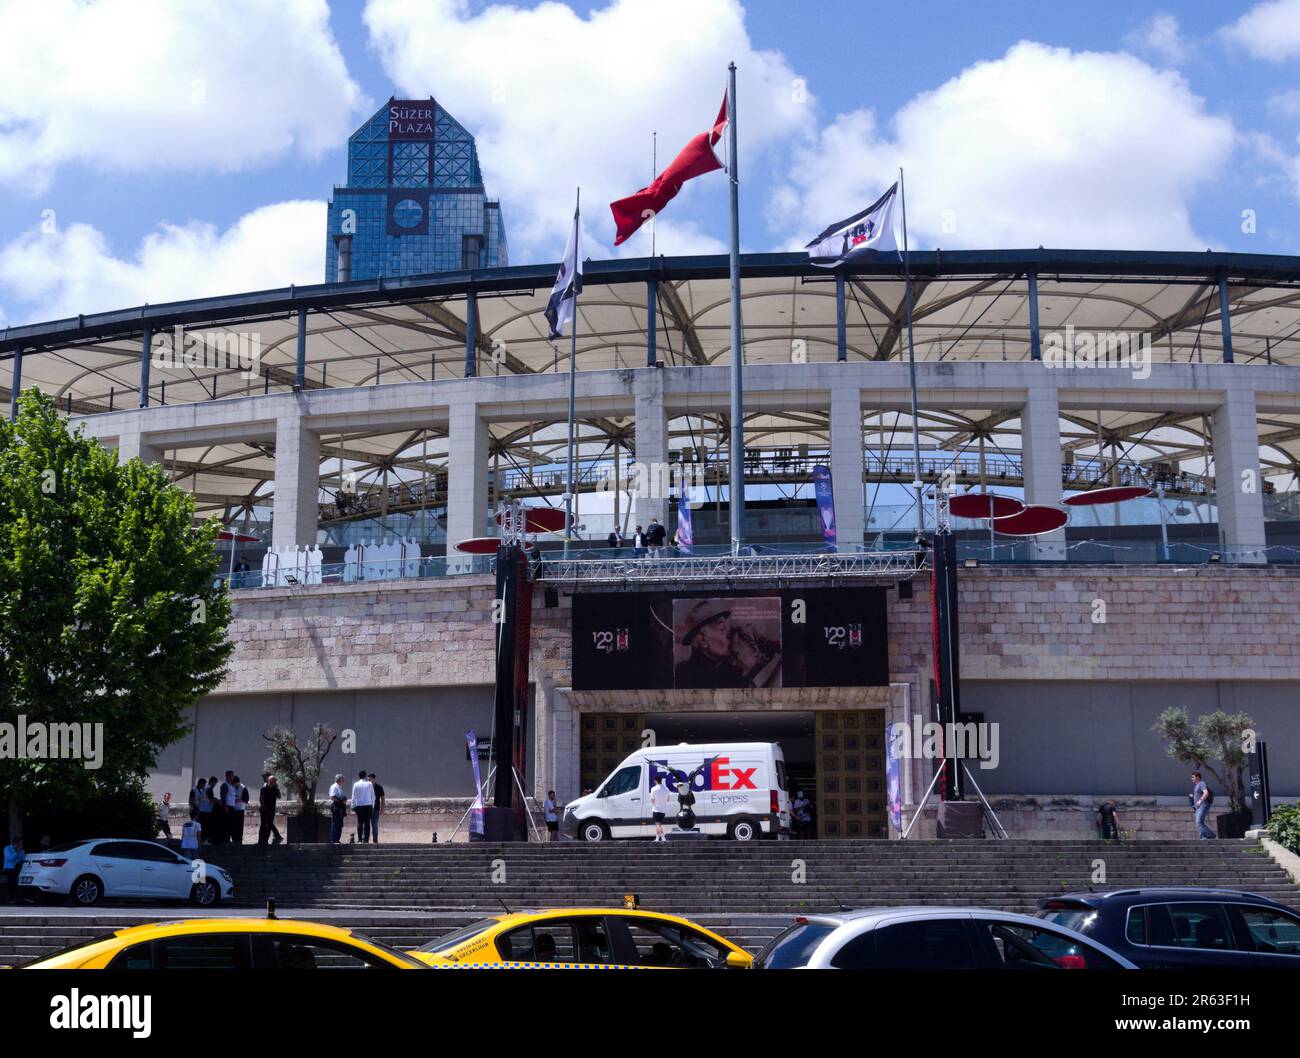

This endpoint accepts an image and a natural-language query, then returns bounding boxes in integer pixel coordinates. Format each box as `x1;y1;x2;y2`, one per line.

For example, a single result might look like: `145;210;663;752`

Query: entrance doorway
576;710;886;837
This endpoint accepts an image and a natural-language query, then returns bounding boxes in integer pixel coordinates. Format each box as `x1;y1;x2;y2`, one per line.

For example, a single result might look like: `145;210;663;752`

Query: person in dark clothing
368;773;385;843
646;518;666;557
204;775;221;843
258;775;283;846
605;529;621;551
1096;799;1120;839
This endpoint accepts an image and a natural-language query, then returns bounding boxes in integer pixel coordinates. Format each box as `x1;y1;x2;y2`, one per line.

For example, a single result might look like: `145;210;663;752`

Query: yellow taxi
411;908;752;969
20;917;429;970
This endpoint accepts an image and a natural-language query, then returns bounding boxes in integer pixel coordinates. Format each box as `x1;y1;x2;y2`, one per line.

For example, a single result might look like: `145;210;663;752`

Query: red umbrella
1063;485;1151;506
992;504;1069;536
948;493;1024;519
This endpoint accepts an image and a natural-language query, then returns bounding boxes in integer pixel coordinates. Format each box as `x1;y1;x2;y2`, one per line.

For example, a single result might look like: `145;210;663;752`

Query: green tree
1152;707;1254;813
0;390;233;837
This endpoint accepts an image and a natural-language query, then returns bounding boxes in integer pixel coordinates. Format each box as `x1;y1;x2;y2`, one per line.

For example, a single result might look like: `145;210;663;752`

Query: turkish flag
610;95;728;246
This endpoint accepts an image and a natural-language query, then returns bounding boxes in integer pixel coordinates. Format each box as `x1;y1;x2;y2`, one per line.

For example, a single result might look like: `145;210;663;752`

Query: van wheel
580;820;609;843
730;819;760;842
70;875;103;906
190;880;219;906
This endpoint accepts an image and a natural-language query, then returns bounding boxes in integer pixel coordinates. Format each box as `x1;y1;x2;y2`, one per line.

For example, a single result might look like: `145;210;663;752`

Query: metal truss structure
537;549;925;586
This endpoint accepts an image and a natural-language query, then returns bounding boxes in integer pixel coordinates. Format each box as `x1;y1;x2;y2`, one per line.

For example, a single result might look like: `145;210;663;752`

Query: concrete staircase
190;839;1300;913
3;839;1294;967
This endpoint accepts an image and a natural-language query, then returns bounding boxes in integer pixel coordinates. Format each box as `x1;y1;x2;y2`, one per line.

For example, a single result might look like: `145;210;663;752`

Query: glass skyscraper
325;97;508;281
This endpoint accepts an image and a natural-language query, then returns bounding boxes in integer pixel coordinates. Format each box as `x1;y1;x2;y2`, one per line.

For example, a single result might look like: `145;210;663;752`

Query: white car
18;839;234;907
751;907;1138;969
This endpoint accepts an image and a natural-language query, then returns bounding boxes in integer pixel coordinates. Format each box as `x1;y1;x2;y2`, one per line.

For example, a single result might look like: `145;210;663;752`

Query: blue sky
1;0;1297;327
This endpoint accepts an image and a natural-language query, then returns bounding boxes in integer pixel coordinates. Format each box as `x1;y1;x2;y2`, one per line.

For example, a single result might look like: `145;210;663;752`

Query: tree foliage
0;390;232;829
1152;707;1253;813
263;723;336;817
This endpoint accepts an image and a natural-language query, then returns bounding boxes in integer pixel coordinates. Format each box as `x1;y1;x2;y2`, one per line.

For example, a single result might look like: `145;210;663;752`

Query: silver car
751;907;1138;969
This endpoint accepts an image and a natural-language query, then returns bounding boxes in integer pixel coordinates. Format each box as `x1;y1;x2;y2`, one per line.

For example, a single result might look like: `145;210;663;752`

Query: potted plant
1152;708;1254;838
264;723;337;843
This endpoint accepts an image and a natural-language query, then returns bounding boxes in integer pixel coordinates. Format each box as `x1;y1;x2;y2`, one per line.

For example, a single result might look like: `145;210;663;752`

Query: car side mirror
725;951;750;969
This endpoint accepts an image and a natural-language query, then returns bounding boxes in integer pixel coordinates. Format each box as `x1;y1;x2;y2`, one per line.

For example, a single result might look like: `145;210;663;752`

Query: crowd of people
157;772;291;854
326;771;387;843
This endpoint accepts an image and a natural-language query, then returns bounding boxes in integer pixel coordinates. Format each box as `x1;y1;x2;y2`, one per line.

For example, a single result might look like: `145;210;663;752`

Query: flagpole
564;187;580;559
727;61;745;556
900;166;925;540
651;131;657;257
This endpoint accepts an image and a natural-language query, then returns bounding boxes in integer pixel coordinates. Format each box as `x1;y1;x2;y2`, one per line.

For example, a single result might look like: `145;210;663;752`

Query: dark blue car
1036;887;1300;969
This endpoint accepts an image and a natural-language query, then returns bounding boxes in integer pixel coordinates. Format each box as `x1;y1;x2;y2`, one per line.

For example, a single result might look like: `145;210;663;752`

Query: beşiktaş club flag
610;94;728;246
544;211;583;339
806;182;901;267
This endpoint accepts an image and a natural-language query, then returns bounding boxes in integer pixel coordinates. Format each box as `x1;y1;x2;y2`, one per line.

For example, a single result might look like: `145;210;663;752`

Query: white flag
545;211;583;339
806;182;900;267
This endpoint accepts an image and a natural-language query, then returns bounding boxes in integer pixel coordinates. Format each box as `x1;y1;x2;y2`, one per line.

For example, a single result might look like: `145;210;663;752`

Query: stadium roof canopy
4;248;1300;520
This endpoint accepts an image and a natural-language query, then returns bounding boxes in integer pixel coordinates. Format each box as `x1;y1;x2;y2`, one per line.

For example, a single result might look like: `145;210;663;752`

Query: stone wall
183;564;1300;837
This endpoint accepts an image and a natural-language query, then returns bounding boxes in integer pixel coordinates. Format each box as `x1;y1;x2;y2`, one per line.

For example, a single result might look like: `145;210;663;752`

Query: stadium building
3;247;1298;838
325;97;507;282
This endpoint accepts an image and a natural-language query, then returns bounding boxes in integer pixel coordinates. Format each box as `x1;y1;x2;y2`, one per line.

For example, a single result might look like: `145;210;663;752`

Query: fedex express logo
648;757;757;793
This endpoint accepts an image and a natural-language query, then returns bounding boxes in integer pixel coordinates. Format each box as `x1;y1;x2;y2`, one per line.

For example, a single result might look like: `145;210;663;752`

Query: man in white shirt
328;774;348;844
649;775;671;842
181;809;202;861
351;770;376;843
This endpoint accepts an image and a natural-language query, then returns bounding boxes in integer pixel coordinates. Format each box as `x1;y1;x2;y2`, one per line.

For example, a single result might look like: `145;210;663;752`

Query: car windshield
753;922;837;969
1038;909;1097;934
34;840;91;855
16;932;121;967
348;931;430;968
416;918;502;953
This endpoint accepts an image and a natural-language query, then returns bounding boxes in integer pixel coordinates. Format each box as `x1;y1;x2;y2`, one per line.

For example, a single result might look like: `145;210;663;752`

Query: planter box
286;813;331;844
1216;809;1252;839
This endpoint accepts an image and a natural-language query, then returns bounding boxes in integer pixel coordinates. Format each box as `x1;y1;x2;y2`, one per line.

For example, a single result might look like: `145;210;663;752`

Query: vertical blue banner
886;724;903;834
676;497;694;555
813;464;837;548
466;730;485;836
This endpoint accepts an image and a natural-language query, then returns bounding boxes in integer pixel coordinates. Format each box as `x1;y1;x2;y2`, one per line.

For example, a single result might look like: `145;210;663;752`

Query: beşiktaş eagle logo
50;990;151;1038
806;182;901;267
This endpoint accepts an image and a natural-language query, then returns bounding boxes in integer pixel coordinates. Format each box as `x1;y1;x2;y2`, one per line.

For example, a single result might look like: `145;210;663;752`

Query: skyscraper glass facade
325;97;507;281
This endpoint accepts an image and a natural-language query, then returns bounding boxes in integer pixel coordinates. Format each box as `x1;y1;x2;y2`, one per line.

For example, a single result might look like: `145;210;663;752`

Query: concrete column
1021;376;1065;557
829;386;865;548
446;401;488;549
1212;386;1265;560
633;369;668;533
272;409;320;549
117;428;162;465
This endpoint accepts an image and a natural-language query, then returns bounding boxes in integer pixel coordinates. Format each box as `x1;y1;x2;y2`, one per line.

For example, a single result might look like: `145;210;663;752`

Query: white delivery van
562;742;791;842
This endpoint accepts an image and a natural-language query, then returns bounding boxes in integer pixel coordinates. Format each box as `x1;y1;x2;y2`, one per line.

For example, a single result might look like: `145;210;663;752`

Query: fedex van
562;742;791;842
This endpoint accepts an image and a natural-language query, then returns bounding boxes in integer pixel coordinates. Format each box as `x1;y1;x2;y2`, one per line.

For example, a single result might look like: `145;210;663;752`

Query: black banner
572;587;888;691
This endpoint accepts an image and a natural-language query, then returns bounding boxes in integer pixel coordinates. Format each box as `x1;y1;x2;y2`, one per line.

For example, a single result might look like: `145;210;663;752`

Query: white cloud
363;0;812;262
1267;89;1300;116
1123;13;1192;64
0;0;365;190
1221;0;1300;61
0;201;326;325
772;42;1235;252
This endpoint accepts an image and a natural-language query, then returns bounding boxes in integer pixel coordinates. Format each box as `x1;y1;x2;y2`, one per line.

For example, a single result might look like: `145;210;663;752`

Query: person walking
1191;771;1216;840
1097;799;1120;839
258;775;283;846
227;775;249;844
351;770;375;844
649;775;671;842
180;809;203;861
2;837;23;904
155;792;174;841
368;774;385;843
543;790;560;841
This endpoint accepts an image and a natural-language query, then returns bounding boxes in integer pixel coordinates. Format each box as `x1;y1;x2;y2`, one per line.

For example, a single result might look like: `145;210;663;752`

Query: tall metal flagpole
727;62;745;556
900;167;925;539
564;187;580;559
